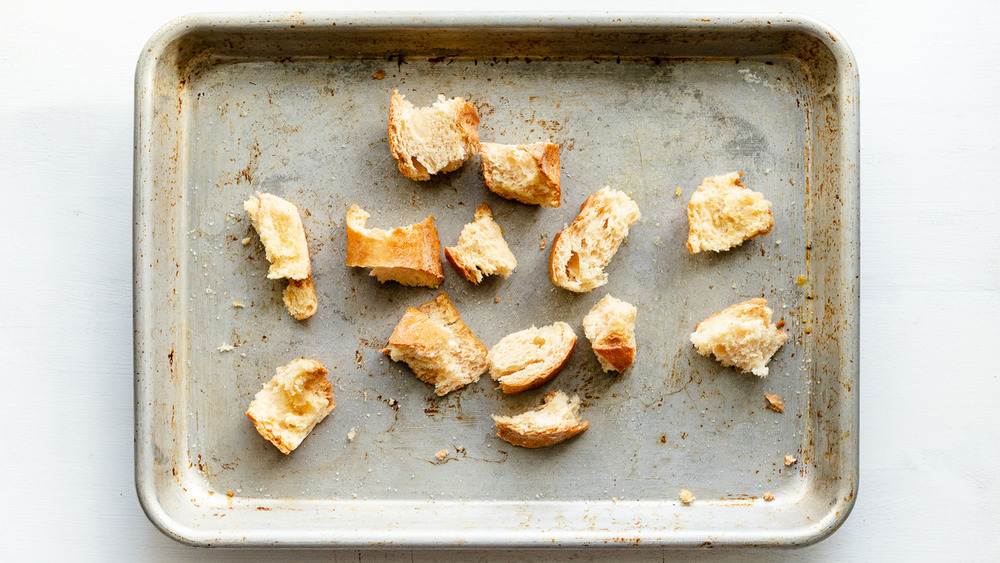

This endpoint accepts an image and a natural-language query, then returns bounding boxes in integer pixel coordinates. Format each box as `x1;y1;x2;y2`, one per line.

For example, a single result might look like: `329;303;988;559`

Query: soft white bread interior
444;203;517;284
382;292;488;396
690;298;788;377
345;204;444;288
582;294;637;372
549;187;640;292
492;390;589;448
686;172;773;253
244;193;311;280
245;358;335;454
480;142;561;207
283;276;318;320
388;90;480;181
487;322;576;394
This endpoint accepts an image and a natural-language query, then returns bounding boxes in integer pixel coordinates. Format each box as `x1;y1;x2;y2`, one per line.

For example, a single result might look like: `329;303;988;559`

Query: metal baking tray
134;13;859;548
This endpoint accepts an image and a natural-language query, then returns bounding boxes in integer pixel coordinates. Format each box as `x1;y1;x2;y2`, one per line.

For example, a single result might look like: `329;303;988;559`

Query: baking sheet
134;13;859;547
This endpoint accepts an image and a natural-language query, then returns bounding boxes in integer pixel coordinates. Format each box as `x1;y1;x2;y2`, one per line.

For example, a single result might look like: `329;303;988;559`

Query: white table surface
2;0;998;560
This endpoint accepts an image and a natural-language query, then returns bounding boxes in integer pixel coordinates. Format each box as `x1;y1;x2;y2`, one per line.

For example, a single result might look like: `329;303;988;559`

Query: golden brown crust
345;205;444;287
592;340;635;372
418;292;488;381
524;142;562;207
498;337;576;395
495;420;589;448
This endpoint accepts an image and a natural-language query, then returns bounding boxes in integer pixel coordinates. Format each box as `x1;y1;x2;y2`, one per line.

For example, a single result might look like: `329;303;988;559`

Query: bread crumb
347;427;357;442
387;398;398;407
804;326;812;334
233;301;245;308
216;182;221;187
217;344;234;352
539;236;546;250
775;240;781;245
372;69;386;80
226;489;235;498
795;275;807;286
775;319;786;329
352;493;357;498
363;392;368;402
241;237;252;245
784;455;797;466
494;297;500;303
240;352;247;358
675;187;682;196
765;392;784;413
763;492;775;501
679;489;695;505
435;449;449;460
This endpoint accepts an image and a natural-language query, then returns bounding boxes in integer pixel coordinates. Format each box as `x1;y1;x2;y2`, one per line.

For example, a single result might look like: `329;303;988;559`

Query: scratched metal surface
134;13;859;548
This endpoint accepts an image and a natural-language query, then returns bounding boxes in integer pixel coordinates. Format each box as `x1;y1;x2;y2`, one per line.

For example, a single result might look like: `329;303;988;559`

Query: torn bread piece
583;294;637;372
283;276;318;320
382;292;487;396
550;187;640;292
492;390;589;448
487;322;576;394
480;142;561;207
388;90;480;181
245;358;335;454
244;194;311;280
346;204;444;287
690;298;788;377
444;203;517;284
686;172;773;253
764;392;785;413
244;193;317;319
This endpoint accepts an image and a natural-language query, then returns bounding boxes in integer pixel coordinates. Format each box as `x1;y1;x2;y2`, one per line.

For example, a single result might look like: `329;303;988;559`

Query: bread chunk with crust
686;172;773;253
690;298;788;377
444;203;517;284
282;276;318;320
492;391;589;448
345;204;444;287
388;90;480;181
487;322;576;394
480;142;561;207
245;358;335;454
583;294;637;372
382;292;488;396
549;187;640;292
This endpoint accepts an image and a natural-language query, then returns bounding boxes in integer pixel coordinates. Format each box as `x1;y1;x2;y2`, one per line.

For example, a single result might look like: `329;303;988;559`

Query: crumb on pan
436;449;449;460
226;489;235;498
679;489;695;505
675;187;682;196
765;392;784;413
796;275;807;286
494;297;500;303
233;301;245;308
241;237;252;245
775;319;785;328
763;492;775;501
347;427;357;442
372;69;386;80
218;344;234;352
785;455;797;466
539;236;546;250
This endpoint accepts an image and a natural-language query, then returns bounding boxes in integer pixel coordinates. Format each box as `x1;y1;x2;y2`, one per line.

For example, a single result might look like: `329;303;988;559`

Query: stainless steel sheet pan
134;12;859;548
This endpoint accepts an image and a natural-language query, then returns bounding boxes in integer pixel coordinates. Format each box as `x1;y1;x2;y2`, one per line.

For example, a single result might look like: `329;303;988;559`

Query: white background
1;0;998;561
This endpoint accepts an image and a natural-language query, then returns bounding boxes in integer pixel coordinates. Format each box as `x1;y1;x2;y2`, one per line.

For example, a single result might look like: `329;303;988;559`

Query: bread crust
388;90;480;181
583;294;637;372
592;339;635;372
498;337;575;394
345;205;444;287
492;391;589;448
